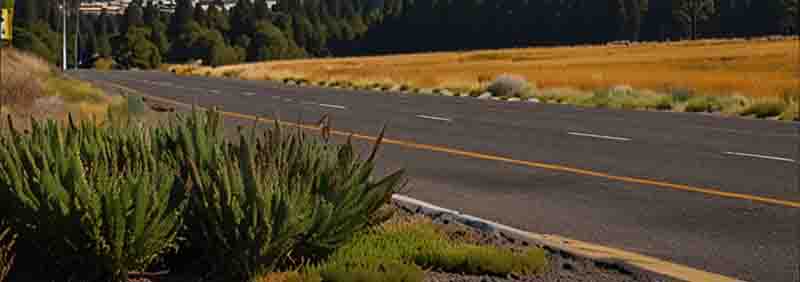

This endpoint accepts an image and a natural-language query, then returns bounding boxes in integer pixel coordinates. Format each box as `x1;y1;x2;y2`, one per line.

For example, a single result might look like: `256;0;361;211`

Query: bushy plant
312;216;547;281
685;96;723;113
0;116;186;281
780;90;800;121
670;87;693;103
0;225;14;282
487;74;534;98
741;101;787;118
164;110;405;281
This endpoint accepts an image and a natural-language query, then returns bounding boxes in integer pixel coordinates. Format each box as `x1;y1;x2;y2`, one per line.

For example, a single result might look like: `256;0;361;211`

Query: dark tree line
10;0;798;68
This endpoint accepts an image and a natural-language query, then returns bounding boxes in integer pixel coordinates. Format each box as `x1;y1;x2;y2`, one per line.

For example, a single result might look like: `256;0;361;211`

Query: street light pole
75;0;80;68
62;0;67;71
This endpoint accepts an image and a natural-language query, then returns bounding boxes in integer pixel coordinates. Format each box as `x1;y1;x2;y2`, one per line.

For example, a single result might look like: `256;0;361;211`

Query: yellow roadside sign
1;9;11;41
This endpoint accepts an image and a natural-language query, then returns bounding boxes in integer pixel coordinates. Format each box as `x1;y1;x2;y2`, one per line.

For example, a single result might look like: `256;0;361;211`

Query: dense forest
9;0;798;69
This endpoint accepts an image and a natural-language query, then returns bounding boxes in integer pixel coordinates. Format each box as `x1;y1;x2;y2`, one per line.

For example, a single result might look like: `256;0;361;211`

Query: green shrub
165;110;405;281
316;259;424;282
0;117;186;281
654;96;674;110
741;101;787;118
580;90;613;108
670;88;693;103
685;96;723;113
93;58;115;70
313;217;547;280
780;90;800;121
0;225;14;282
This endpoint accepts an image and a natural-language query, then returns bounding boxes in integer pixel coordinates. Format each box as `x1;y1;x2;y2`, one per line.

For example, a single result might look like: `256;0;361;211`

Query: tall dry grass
0;48;51;108
185;37;799;98
1;48;113;125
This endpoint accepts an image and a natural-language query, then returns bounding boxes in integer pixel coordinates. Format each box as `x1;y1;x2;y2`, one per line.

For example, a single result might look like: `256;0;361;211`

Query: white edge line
416;114;453;122
723;152;796;163
568;132;632;142
318;103;347;110
390;194;748;282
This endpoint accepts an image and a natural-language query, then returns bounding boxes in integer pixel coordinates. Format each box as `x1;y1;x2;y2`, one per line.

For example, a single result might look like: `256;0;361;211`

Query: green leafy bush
0;116;186;281
164;110;405;281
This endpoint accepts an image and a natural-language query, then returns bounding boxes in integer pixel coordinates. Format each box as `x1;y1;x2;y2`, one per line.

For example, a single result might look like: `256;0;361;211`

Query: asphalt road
74;70;799;282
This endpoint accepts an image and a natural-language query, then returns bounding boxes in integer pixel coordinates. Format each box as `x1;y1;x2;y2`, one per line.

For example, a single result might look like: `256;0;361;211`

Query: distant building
80;0;276;15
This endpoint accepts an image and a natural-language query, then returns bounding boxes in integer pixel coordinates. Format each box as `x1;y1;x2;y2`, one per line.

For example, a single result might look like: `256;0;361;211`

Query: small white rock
477;92;493;99
527;98;541;103
440;90;455;96
507;97;521;102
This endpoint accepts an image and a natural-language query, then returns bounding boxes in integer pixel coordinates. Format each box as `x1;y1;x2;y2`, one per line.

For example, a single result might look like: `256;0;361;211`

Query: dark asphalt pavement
74;70;799;282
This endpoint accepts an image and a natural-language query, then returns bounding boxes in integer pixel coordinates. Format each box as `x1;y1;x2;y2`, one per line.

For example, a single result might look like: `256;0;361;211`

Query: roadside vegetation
0;48;116;123
178;38;799;121
0;105;549;281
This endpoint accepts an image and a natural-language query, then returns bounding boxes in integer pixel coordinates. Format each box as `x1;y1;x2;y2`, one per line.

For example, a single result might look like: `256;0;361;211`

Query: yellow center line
129;85;800;209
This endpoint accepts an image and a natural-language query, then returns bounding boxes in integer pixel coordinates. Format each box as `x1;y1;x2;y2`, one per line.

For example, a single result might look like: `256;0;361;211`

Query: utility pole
62;0;67;71
75;0;80;68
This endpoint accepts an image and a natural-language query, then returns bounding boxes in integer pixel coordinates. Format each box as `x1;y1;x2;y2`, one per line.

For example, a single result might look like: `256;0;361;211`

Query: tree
150;21;170;55
143;1;161;26
230;0;255;40
118;27;162;69
625;0;643;41
674;0;716;39
254;0;272;20
169;0;194;37
207;3;230;34
123;0;145;33
247;21;290;61
193;5;208;27
752;0;799;35
14;0;37;27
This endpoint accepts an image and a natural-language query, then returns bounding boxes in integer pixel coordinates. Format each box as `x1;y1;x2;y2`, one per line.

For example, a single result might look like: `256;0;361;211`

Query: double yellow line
123;83;800;209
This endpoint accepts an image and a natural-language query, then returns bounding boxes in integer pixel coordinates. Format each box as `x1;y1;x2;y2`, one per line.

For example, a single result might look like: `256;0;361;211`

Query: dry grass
183;37;799;98
1;48;115;126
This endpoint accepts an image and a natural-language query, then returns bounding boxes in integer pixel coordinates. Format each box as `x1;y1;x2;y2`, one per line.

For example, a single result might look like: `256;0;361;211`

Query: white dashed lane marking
416;115;453;122
723;152;796;163
568;132;632;142
319;104;347;110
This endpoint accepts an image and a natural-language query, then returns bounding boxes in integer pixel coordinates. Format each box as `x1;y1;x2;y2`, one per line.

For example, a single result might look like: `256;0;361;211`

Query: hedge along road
74;70;799;282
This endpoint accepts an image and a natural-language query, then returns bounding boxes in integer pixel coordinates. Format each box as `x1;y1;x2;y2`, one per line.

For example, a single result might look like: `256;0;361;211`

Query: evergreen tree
193;5;208;27
144;1;161;26
123;0;145;34
169;0;195;37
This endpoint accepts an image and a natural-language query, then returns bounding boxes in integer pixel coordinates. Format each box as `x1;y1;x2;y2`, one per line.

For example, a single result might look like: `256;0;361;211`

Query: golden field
184;37;798;98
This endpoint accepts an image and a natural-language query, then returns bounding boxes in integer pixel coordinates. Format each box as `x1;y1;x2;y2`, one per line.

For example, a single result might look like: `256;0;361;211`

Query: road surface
74;70;799;282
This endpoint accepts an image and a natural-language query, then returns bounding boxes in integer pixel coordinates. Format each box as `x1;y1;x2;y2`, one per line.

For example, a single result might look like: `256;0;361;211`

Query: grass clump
780;91;800;121
0;225;14;282
487;74;535;98
685;96;724;113
741;100;787;118
306;216;547;281
93;57;115;70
